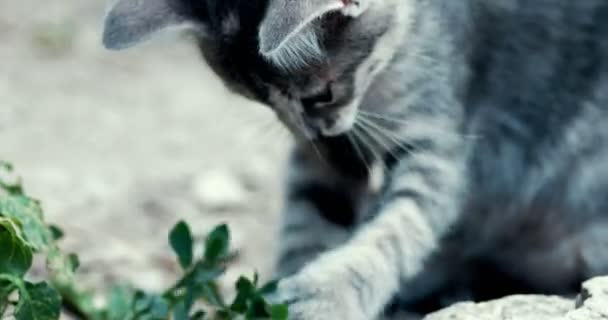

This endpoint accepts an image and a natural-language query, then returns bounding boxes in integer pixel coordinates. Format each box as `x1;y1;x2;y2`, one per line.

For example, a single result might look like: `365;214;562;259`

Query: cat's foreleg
275;136;467;320
275;197;352;278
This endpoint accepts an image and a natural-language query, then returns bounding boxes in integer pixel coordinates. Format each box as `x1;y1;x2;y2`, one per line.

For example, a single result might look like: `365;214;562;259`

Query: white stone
425;295;573;320
425;277;608;320
192;170;248;211
563;276;608;320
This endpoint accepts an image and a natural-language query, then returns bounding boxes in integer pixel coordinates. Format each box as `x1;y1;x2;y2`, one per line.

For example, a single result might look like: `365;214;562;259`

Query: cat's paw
271;269;368;320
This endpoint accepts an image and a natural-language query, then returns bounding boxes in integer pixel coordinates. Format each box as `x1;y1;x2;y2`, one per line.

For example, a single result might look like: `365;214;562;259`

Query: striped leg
274;121;467;320
275;198;353;277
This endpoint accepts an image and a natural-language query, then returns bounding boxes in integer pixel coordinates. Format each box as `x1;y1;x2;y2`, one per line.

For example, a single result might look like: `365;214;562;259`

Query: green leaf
173;301;189;320
133;291;150;314
231;276;269;315
146;296;170;319
46;248;79;282
194;265;225;284
258;281;279;295
204;224;230;264
133;292;169;320
0;196;52;250
106;285;134;320
173;286;195;320
235;277;255;297
229;291;248;313
0;219;33;277
169;221;194;269
48;225;64;241
190;310;206;320
245;296;269;319
269;304;288;320
14;282;61;320
0;280;15;299
199;283;224;307
0;162;24;196
253;273;259;287
67;253;80;272
0;161;13;172
215;309;233;320
0;181;24;196
231;275;277;319
49;279;101;320
171;263;224;297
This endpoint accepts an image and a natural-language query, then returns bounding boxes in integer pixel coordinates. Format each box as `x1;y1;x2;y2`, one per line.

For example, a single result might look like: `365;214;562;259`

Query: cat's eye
301;86;334;110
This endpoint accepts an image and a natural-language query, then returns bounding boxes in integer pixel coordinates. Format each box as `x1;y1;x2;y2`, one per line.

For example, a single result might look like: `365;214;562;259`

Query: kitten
103;0;608;319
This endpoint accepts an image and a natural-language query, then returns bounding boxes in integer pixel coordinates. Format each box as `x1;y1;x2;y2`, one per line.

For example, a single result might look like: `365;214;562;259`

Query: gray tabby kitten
103;0;608;319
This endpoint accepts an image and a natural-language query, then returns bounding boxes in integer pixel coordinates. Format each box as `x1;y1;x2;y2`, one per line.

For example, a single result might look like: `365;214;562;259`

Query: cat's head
103;0;410;140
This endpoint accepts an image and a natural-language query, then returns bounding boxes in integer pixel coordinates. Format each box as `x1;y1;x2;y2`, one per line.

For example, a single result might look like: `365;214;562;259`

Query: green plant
0;161;288;320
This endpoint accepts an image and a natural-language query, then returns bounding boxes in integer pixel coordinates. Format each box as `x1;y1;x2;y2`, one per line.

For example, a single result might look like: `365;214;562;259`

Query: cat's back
463;0;608;230
466;0;608;116
465;0;608;162
442;1;608;292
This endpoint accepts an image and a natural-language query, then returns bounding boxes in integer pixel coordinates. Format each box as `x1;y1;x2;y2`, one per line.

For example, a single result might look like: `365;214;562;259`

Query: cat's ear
259;0;368;69
103;0;191;50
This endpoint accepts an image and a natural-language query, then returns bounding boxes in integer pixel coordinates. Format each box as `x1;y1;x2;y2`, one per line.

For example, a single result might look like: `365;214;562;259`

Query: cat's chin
292;124;353;143
320;104;359;137
320;123;353;137
287;105;359;142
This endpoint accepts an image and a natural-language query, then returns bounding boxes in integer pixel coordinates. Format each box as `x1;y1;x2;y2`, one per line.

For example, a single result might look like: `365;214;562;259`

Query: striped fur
103;0;608;318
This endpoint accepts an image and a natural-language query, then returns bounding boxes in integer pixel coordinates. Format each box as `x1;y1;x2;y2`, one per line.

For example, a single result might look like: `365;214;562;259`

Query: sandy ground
1;0;292;304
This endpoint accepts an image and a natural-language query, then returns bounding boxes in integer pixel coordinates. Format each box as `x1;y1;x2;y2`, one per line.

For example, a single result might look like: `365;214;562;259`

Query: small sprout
14;282;62;320
0;219;33;277
170;221;194;269
0;162;289;320
48;226;64;241
204;224;231;264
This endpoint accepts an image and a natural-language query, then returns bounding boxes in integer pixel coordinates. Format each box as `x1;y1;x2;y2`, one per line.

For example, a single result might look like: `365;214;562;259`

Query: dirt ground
0;0;292;307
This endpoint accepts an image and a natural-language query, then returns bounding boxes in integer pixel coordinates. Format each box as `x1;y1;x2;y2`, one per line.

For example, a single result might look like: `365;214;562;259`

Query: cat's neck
370;1;472;110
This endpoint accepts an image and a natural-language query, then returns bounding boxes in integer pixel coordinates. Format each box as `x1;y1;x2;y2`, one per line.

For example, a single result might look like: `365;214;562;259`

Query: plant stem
0;274;28;313
0;275;24;294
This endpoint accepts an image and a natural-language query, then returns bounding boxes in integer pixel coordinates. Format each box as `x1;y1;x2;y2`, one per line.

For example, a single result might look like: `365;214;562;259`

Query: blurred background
0;0;291;298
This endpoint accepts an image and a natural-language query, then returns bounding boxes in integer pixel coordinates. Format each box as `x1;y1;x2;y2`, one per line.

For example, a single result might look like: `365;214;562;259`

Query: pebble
192;170;248;211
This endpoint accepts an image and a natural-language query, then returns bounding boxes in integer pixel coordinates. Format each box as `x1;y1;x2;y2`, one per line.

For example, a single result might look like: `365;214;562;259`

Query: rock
564;277;608;320
192;170;248;211
425;295;573;320
425;276;608;320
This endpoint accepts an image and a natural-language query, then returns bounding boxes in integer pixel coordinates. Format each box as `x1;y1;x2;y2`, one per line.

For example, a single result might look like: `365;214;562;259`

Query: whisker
352;122;390;176
358;110;481;140
348;130;372;175
361;115;455;155
309;139;328;165
355;119;397;158
355;121;410;177
357;116;416;157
